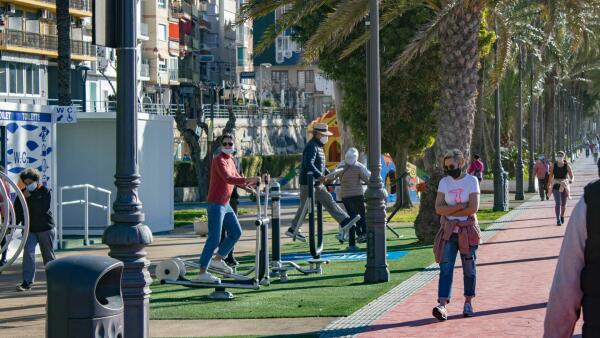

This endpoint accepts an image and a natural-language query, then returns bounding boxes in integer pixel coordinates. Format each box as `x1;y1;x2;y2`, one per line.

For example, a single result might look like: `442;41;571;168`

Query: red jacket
207;153;248;205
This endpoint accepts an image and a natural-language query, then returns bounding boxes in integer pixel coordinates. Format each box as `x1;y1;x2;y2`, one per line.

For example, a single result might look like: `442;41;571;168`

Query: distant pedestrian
544;157;600;337
547;151;574;226
432;149;481;321
14;168;56;291
585;140;590;157
328;147;370;251
593;141;599;163
467;154;484;183
534;154;550;201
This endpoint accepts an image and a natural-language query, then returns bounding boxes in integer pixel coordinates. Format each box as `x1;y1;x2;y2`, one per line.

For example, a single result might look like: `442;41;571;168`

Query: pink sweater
544;199;586;337
207;153;248;205
534;160;550;179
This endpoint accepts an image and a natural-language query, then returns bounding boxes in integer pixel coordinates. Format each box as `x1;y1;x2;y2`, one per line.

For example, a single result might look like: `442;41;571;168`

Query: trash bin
46;255;124;338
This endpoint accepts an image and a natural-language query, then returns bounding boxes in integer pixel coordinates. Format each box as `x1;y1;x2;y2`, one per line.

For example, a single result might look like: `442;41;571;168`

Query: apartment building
253;5;334;120
0;0;95;106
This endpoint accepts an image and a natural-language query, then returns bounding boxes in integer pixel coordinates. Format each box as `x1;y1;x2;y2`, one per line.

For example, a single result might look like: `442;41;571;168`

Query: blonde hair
442;149;465;167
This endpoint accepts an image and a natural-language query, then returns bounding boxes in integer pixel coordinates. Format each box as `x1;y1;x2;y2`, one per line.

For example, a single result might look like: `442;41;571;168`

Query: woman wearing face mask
13;168;56;291
196;133;260;284
547;151;574;226
330;147;370;251
432;149;481;320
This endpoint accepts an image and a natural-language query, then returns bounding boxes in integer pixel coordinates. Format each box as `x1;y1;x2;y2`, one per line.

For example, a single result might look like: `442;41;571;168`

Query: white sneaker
210;259;234;275
194;272;221;284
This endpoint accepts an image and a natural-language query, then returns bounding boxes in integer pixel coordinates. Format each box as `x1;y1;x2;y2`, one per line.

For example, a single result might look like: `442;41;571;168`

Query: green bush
174;154;302;187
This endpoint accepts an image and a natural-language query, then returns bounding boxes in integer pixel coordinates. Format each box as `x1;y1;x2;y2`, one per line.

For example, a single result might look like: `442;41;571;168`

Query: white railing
57;184;111;248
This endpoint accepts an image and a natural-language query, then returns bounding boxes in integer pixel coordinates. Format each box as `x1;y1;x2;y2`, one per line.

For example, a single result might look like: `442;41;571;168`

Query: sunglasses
443;165;457;171
222;142;234;146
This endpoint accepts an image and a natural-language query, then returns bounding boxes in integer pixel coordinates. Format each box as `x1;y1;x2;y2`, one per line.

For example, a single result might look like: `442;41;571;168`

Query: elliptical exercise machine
270;172;329;282
156;179;271;300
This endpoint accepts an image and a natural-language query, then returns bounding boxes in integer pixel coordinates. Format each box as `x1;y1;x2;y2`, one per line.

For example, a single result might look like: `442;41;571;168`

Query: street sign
199;55;214;63
240;71;256;79
52;106;77;124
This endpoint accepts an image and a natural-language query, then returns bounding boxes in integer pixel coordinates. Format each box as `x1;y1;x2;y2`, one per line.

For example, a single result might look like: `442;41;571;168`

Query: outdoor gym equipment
272;172;329;282
0;173;30;273
156;179;270;300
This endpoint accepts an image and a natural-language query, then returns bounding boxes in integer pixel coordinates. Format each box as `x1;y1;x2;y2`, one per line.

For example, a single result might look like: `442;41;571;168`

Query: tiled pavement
322;157;594;338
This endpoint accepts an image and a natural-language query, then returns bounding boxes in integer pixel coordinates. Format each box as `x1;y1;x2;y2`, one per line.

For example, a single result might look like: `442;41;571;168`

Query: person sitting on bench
286;123;360;243
196;133;260;284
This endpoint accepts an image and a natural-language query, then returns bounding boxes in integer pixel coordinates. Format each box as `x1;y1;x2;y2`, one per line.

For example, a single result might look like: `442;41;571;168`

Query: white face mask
222;147;235;155
556;156;564;162
319;136;329;144
26;182;37;192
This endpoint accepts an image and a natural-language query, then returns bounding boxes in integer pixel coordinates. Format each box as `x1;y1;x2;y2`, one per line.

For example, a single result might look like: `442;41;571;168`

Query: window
237;47;245;67
271;71;288;85
159;59;168;72
158;24;167;41
158;0;167;8
33;65;39;95
16;64;24;94
9;64;17;94
0;62;6;93
26;65;33;94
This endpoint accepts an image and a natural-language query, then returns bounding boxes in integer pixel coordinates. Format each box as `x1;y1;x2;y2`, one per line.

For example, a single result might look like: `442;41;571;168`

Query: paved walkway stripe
320;199;528;338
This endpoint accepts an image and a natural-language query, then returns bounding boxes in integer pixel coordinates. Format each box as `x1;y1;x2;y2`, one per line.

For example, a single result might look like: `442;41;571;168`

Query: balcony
140;62;150;80
169;1;192;20
0;29;96;61
169;69;179;82
138;22;149;41
6;0;92;17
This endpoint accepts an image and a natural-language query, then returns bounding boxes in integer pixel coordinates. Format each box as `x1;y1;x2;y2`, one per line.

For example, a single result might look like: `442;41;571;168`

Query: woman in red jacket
196;133;260;283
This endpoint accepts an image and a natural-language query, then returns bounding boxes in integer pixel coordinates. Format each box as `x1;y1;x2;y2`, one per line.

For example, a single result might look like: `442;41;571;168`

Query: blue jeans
438;234;477;304
23;228;56;284
199;203;242;269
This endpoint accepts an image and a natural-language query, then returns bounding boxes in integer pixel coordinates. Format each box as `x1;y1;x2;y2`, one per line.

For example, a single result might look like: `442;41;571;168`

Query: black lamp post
102;1;153;337
527;53;536;193
515;44;525;200
493;39;508;212
364;0;389;283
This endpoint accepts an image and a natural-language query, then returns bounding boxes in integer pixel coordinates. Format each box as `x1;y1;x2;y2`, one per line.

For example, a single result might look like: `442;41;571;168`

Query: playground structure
0;172;30;273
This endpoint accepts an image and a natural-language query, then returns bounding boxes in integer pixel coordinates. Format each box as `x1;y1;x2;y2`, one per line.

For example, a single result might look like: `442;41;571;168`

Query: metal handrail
57;184;111;248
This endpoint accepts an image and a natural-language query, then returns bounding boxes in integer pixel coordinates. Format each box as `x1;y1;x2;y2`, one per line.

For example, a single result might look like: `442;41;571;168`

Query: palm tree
57;0;71;106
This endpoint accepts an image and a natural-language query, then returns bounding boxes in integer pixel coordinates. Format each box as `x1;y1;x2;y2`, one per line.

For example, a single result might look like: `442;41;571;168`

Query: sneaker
557;219;562;226
463;303;474;317
225;256;239;267
194;272;221;284
16;282;31;292
561;216;565;224
210;259;234;275
346;245;359;252
340;215;361;232
432;305;448;321
286;228;306;242
357;234;367;244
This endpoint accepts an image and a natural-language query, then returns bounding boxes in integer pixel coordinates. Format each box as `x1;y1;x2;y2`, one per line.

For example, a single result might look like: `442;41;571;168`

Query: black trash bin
46;255;124;338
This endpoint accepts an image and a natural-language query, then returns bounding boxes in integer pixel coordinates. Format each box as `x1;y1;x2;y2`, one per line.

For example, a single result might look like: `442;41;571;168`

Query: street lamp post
102;1;153;337
493;39;508;212
515;44;525;200
527;53;536;193
364;0;389;283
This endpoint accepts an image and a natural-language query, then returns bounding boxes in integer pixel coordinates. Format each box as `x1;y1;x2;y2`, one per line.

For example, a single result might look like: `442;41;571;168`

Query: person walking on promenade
432;149;481;321
329;147;370;251
196;133;260;284
534;154;551;201
544;158;600;338
286;123;360;243
547;151;574;226
467;154;484;183
14;168;56;291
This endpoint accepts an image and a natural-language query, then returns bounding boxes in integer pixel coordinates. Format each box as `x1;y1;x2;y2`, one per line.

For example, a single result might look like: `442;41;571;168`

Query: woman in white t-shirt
432;149;481;321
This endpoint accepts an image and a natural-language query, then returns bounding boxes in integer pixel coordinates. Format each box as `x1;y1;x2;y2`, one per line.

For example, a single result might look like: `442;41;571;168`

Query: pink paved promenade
359;160;595;338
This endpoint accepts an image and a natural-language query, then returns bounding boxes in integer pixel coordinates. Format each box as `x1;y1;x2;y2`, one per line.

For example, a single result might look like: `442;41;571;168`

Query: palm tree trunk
414;4;481;243
57;0;71;106
333;81;355;152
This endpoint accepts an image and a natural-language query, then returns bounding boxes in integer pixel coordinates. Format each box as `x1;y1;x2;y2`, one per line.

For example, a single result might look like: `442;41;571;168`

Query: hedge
174;154;302;187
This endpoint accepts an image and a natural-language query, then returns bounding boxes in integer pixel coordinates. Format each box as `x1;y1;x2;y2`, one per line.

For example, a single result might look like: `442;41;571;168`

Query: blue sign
281;250;408;262
0;111;52;123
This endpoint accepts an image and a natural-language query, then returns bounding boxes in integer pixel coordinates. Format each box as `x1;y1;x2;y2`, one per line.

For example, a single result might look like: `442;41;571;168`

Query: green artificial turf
152;208;511;320
174;208;252;227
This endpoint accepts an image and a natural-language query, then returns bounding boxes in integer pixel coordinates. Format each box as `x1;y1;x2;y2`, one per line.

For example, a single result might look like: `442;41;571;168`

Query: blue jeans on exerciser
438;234;477;304
199;203;242;269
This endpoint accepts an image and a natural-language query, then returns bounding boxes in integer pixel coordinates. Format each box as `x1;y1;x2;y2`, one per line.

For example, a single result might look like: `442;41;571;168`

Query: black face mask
444;168;462;179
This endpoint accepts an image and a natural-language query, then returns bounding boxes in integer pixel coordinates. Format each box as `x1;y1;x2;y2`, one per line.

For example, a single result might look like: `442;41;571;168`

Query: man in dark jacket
14;168;55;291
286;123;359;242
